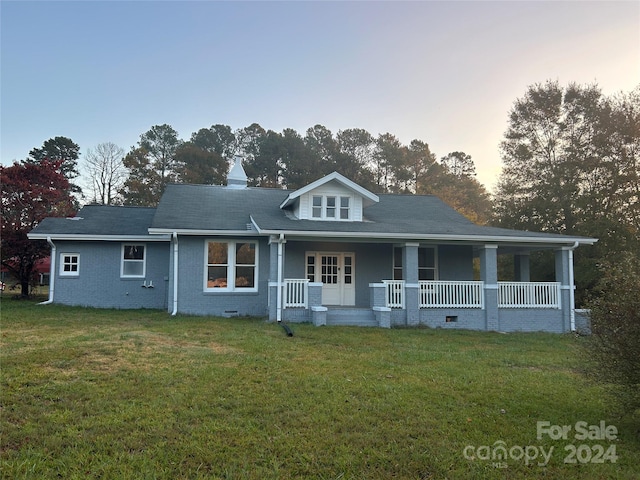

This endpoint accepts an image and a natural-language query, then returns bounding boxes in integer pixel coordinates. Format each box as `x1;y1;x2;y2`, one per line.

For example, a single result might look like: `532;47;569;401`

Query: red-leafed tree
1;160;76;297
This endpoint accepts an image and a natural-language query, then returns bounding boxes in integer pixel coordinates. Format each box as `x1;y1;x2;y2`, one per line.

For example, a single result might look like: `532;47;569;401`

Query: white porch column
480;245;499;331
268;235;286;322
555;246;576;332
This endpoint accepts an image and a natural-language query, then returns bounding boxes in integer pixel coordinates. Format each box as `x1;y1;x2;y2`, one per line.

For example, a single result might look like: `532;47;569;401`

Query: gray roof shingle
151;184;593;244
151;184;290;231
30;184;596;245
30;205;157;237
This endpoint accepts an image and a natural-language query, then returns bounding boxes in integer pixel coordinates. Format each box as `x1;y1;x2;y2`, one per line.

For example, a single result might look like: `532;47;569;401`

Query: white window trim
309;194;352;221
121;243;146;278
59;253;80;277
204;240;259;292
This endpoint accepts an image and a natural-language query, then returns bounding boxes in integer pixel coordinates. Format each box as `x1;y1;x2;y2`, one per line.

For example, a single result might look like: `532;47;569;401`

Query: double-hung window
312;196;323;218
340;197;350;219
418;248;436;280
393;246;437;280
121;244;145;278
326;196;336;218
205;241;258;291
60;253;79;276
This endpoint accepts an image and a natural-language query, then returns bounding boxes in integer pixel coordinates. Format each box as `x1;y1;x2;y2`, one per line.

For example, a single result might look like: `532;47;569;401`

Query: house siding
52;240;170;309
174;236;271;317
284;241;390;307
437;245;474;280
299;182;364;221
420;309;486;330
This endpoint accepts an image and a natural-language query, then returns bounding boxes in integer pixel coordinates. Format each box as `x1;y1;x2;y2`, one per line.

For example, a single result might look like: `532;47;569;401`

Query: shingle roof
150;184;595;245
29;184;596;246
29;205;157;237
151;184;290;231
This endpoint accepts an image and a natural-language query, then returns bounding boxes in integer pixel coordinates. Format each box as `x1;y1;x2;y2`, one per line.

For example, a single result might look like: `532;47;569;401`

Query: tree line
114;123;492;224
2;80;638;302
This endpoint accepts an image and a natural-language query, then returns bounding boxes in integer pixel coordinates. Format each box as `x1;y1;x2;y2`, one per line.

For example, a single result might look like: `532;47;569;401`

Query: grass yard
1;299;638;479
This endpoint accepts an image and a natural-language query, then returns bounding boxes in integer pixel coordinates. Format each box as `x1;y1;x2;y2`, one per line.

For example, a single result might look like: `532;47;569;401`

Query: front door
310;252;355;306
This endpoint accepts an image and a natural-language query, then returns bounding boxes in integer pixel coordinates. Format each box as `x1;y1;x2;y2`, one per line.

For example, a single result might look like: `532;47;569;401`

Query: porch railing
284;279;309;308
383;280;405;308
420;281;484;309
498;282;561;309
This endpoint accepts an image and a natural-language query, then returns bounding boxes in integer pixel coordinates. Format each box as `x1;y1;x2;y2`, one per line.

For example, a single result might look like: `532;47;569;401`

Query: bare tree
84;142;126;204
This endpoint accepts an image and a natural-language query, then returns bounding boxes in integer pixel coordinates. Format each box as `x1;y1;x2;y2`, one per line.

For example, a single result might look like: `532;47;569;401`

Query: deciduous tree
1;160;75;297
493;80;640;302
84;142;126;205
120;148;162;207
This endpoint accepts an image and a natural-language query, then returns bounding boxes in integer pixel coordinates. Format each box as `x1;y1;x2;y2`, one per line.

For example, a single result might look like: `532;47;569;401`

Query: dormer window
310;195;351;220
279;172;379;222
312;196;322;218
340;197;350;219
326;197;336;218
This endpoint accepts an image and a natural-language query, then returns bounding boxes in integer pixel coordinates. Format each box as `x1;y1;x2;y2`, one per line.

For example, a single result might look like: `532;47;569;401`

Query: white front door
313;252;355;306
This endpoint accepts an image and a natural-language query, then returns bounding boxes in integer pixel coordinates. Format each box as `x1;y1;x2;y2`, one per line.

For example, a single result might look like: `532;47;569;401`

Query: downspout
171;232;179;316
568;241;579;332
39;236;56;305
276;233;284;322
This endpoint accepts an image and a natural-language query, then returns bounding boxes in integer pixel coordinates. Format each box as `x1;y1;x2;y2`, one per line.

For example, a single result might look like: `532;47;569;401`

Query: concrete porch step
326;308;378;327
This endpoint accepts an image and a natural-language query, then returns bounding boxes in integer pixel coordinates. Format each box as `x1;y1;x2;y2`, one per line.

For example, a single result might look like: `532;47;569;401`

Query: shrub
584;253;640;412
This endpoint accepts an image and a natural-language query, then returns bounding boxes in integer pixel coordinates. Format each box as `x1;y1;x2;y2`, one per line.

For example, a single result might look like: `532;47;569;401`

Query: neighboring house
29;161;596;332
1;257;51;286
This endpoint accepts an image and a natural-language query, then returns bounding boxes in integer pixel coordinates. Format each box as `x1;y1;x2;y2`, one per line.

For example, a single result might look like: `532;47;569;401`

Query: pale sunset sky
1;1;638;190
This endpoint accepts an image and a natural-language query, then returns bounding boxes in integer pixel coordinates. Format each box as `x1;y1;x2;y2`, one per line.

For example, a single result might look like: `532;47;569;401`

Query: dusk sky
1;1;638;190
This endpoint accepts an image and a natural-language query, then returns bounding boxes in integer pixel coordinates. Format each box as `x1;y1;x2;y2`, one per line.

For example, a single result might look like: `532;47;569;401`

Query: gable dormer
279;172;379;221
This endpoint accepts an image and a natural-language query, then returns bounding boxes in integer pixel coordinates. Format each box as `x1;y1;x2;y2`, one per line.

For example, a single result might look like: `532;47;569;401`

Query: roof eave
148;228;261;236
249;224;597;246
28;233;171;242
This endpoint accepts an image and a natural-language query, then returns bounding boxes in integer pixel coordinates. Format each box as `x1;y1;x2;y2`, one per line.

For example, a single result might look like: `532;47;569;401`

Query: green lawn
1;299;638;479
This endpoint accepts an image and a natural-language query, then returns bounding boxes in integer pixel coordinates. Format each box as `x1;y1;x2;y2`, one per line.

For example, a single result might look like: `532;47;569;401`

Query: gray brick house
29;161;596;332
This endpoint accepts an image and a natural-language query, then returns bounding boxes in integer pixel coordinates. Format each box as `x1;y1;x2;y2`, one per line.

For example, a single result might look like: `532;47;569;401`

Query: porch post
555;247;575;332
514;253;530;282
403;243;420;326
480;244;499;331
268;235;280;322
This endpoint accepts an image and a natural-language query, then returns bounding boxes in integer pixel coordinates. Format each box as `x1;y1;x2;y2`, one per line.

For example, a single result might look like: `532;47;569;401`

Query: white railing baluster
418;281;484;308
382;280;405;309
498;282;560;309
283;279;309;308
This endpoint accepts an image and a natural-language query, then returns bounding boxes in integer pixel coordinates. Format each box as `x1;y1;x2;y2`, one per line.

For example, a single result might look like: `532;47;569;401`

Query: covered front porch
268;238;581;333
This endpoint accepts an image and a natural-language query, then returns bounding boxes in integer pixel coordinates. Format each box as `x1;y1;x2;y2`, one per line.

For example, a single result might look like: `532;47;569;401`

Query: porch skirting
279;305;566;332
